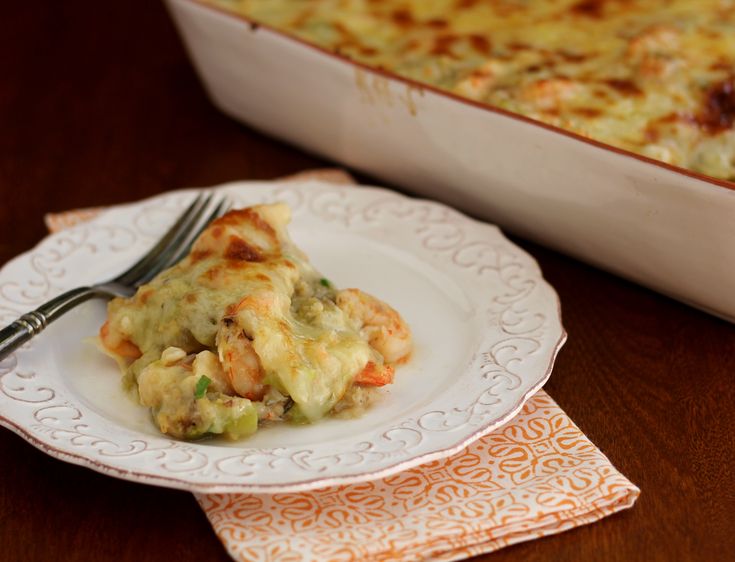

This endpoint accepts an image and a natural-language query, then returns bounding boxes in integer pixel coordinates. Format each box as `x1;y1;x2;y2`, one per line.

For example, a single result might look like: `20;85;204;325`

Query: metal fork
0;193;230;361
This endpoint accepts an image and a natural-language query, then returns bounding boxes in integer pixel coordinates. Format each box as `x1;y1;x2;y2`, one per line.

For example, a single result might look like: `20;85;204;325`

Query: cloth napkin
46;169;639;562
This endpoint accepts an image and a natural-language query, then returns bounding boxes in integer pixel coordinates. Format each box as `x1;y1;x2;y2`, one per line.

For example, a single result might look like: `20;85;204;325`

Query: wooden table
2;3;733;561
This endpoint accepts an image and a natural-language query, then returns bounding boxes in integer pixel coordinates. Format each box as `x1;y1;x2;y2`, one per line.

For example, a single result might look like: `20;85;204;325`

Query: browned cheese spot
710;60;733;72
571;0;605;18
391;8;414;28
508;42;531;52
403;38;421;52
557;50;589;63
190;249;213;263
698;78;735;133
644;127;660;142
138;289;154;304
426;18;448;30
605;79;643;96
572;107;603;118
431;34;459;57
204;265;224;282
224;303;239;317
469;34;492;56
225;236;264;262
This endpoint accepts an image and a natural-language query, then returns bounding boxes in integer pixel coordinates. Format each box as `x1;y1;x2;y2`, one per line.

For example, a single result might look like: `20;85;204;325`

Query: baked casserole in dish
201;0;735;180
165;0;735;322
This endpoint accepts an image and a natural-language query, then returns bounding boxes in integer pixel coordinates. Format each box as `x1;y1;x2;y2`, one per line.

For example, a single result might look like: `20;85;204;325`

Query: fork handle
0;286;96;361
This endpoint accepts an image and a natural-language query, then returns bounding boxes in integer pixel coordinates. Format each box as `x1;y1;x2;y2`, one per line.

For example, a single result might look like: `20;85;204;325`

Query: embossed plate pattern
0;181;565;493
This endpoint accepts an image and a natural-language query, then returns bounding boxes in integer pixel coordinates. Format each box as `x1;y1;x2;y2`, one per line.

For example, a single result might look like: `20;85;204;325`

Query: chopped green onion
194;375;212;399
320;278;331;288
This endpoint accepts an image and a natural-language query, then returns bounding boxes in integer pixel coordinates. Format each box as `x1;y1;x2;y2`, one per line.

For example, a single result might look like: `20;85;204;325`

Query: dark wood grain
1;2;734;561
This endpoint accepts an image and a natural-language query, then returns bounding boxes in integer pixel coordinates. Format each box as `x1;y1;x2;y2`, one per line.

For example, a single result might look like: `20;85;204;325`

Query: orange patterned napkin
46;169;639;562
195;390;638;562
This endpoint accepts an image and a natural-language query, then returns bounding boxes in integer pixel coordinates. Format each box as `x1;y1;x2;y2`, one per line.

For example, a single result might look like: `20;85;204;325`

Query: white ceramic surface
0;181;565;493
166;0;735;323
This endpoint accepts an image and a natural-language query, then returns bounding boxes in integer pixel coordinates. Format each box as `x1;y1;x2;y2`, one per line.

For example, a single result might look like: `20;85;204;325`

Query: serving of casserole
100;203;411;440
165;0;735;322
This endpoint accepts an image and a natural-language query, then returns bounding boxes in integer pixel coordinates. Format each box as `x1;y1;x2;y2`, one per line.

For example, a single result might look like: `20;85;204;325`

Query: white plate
0;181;565;493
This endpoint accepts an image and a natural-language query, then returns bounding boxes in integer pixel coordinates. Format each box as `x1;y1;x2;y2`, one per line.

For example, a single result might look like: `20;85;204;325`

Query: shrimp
215;319;267;401
335;288;412;365
99;320;141;359
626;25;681;78
354;360;394;387
519;78;580;111
453;60;500;99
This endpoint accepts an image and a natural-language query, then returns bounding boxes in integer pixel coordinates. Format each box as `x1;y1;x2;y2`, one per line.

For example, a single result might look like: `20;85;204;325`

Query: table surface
2;2;734;561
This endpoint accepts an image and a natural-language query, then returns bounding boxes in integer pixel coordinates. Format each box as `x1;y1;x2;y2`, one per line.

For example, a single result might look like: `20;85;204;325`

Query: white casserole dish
165;0;735;322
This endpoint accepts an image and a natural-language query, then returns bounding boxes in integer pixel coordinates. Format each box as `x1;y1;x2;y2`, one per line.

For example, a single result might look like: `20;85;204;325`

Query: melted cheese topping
204;0;735;180
101;203;410;439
